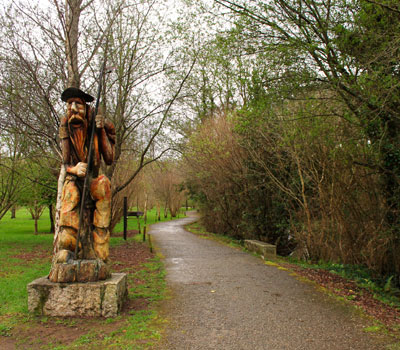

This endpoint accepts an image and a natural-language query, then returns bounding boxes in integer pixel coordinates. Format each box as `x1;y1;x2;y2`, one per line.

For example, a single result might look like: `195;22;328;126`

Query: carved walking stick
74;63;113;259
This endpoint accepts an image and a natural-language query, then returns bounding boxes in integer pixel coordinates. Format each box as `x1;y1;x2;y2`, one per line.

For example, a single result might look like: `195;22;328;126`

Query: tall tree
212;0;400;270
0;0;196;230
0;132;27;220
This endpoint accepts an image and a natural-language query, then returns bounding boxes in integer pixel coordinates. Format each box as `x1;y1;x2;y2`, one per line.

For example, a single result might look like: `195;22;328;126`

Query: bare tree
0;132;27;220
150;161;185;218
0;0;197;233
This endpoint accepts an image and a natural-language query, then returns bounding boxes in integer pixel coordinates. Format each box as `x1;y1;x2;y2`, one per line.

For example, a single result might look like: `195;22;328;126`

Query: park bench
123;197;145;240
126;211;144;217
244;239;276;260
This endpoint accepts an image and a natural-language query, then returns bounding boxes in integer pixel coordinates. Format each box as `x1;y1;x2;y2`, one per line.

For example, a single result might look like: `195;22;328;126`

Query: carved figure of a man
56;87;115;262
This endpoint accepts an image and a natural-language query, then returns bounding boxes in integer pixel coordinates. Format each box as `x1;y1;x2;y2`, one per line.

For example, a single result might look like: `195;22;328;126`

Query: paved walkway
150;212;389;349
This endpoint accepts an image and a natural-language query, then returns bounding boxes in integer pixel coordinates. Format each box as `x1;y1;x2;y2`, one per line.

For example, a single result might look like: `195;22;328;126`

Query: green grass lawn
112;207;186;235
0;206;185;348
0;206;181;314
0;208;53;316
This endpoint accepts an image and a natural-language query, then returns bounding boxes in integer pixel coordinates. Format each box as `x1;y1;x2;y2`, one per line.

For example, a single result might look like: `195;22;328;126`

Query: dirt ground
1;230;155;350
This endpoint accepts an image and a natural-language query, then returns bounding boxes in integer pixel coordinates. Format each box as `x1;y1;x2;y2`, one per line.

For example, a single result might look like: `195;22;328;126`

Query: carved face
66;97;88;162
67;97;86;125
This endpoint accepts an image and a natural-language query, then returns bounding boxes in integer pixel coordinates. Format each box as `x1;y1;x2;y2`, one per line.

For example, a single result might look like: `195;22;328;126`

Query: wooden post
136;197;141;234
123;196;127;240
11;206;16;219
148;233;153;253
143;193;148;242
137;216;141;235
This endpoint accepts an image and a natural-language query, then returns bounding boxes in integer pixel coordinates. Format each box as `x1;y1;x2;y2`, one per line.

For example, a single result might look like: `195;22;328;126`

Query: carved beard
68;114;88;163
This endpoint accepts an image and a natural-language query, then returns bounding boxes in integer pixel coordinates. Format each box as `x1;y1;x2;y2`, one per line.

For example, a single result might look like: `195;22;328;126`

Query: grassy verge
0;208;53;317
184;220;243;250
0;207;178;349
285;259;400;309
112;207;186;236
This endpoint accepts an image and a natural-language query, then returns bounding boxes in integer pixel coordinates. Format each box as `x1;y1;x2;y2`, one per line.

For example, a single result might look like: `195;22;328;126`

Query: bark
136;198;141;234
137;216;141;234
65;0;82;88
143;193;148;241
164;202;168;218
77;197;96;259
53;0;82;250
49;204;55;233
28;201;45;235
0;203;13;221
53;165;66;254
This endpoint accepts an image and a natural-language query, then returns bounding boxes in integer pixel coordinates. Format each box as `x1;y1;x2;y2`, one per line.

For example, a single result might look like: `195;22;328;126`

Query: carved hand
95;114;104;129
68;162;87;177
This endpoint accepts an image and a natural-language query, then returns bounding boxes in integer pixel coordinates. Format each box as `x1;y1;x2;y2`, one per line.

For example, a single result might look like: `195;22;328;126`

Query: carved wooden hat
61;87;94;103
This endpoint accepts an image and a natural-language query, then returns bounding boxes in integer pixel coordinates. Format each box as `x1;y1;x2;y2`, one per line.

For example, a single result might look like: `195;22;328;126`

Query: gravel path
150;212;389;350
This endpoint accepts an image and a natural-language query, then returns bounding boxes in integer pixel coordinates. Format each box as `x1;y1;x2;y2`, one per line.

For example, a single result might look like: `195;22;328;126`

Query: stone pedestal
27;273;127;318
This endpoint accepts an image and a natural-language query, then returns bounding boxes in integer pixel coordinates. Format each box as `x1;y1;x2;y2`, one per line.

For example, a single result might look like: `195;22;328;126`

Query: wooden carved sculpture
49;87;115;283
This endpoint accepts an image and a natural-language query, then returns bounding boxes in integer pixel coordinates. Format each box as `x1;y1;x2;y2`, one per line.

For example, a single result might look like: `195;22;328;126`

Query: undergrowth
288;259;400;309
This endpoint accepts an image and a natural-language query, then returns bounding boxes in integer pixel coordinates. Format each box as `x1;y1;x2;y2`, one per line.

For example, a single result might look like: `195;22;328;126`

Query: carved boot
93;227;110;261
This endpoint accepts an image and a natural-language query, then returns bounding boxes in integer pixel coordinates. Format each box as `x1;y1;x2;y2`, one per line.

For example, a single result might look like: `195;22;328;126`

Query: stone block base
245;239;276;259
27;273;127;318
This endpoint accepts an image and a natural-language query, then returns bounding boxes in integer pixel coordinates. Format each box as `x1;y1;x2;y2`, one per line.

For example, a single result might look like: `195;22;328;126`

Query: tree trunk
144;193;148;225
78;201;97;259
137;216;141;234
34;217;38;235
164;200;168;218
169;206;177;218
53;0;82;252
49;204;55;233
143;193;148;241
53;165;66;254
11;206;16;219
65;0;82;88
136;197;141;233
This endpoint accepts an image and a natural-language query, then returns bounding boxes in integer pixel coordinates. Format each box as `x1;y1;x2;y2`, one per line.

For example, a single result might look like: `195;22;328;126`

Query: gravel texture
150;212;391;350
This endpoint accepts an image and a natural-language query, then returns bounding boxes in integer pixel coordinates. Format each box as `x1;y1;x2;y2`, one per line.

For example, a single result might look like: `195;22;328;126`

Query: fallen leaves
283;263;400;328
